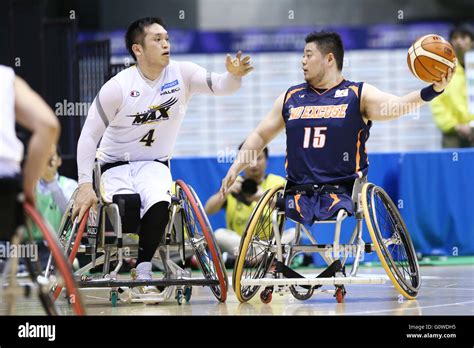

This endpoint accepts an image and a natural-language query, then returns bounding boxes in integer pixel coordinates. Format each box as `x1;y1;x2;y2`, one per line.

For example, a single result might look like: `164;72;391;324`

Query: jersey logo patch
160;87;181;96
130;90;140;97
127;97;178;125
161;79;179;91
334;89;349;98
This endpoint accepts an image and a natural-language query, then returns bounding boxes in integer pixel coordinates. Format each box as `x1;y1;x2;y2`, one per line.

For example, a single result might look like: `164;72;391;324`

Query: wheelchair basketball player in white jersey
73;17;253;293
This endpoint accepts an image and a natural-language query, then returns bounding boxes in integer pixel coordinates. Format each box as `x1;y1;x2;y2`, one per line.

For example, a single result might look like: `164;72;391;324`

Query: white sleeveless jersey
97;61;190;163
0;65;23;177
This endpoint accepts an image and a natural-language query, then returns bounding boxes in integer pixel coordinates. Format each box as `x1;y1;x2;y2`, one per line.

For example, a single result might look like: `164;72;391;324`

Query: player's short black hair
305;31;344;71
449;23;474;41
125;17;166;61
238;142;269;159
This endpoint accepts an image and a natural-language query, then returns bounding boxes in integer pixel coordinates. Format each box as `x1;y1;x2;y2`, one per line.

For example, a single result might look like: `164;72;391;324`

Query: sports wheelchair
0;175;84;315
46;162;228;306
232;176;421;304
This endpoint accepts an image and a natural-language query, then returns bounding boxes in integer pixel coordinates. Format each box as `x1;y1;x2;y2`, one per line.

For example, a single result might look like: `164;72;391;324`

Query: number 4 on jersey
140;129;155;147
303;126;327;148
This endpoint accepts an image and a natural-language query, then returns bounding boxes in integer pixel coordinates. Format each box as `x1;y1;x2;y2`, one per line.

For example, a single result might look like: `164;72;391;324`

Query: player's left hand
226;51;253;77
433;65;455;92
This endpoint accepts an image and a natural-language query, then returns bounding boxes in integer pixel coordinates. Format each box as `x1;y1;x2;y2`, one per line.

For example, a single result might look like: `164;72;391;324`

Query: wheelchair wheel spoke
190;236;206;247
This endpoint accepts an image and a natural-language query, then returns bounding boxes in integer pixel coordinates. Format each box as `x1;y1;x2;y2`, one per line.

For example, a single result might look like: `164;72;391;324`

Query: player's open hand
433;65;455;92
226;51;253;77
72;183;98;222
220;170;238;199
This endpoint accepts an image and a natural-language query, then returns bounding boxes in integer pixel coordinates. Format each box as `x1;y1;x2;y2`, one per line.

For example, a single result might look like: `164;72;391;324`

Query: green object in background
417;256;474;267
30;176;70;241
361;256;474;268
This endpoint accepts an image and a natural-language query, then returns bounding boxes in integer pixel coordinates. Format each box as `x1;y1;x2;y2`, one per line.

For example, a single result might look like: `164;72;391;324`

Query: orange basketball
407;34;457;83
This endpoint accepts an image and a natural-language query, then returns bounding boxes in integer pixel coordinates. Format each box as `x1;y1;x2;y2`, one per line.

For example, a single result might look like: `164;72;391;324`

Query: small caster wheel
110;290;118;307
260;288;273;304
335;286;346;303
23;284;32;299
184;287;192;302
176;289;184;305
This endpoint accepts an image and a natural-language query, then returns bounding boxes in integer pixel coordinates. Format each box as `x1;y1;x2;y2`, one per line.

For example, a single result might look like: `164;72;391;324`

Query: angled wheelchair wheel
56;189;78;251
51;206;88;301
361;183;421;299
233;184;285;303
175;180;228;302
46;189;89;301
23;202;86;315
51;189;88;266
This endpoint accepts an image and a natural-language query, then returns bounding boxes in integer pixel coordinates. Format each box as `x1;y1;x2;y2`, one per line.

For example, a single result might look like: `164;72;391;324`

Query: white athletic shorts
100;161;172;218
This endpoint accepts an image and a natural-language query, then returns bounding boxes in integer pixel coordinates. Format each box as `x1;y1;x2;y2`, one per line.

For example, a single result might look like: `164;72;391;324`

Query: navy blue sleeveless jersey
282;79;371;185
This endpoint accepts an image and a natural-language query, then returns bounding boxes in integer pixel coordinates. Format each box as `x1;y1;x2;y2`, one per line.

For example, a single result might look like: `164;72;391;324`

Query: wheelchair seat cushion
285;191;353;225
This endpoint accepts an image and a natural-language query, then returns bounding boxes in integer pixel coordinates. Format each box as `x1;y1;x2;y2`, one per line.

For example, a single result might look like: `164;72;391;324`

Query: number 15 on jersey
303;126;327;148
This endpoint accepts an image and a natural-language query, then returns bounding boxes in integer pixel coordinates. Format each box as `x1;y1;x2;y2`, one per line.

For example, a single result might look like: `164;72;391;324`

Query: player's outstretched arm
362;68;453;121
181;51;253;97
220;92;285;198
14;76;60;205
73;80;121;221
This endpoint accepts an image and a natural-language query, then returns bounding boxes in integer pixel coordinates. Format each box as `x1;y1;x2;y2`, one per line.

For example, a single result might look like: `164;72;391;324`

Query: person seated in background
431;23;474;148
205;144;301;267
30;144;77;268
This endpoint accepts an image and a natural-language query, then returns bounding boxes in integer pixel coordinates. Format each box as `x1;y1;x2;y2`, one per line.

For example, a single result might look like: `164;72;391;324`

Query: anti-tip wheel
260;288;273;304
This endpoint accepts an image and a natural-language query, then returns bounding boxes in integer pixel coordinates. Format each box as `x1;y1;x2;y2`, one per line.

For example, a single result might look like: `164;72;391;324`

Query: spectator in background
431;24;474;148
31;144;77;268
205;144;296;267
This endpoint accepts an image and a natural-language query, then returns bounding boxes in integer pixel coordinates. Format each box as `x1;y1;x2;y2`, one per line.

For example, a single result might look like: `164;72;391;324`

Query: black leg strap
276;259;343;290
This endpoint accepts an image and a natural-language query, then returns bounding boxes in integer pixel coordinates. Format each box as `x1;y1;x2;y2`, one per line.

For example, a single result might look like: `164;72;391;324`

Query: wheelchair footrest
77;277;219;288
240;276;387;287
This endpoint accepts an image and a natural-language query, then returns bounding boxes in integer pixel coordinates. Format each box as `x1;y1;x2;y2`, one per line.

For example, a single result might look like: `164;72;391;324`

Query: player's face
302;42;326;84
141;23;170;67
246;153;267;180
451;33;472;57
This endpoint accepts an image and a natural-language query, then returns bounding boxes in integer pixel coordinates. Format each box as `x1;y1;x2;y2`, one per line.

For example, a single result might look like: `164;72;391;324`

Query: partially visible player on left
0;65;60;241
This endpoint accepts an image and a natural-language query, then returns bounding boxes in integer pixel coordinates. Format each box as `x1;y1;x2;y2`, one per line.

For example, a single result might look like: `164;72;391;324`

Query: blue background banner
78;22;462;56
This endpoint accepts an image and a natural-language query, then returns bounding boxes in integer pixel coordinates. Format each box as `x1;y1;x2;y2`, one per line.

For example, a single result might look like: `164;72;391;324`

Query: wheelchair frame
234;176;420;303
48;162;227;306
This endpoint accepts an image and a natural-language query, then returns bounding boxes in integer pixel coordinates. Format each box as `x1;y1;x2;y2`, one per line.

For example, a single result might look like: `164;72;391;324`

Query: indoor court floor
2;264;473;316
